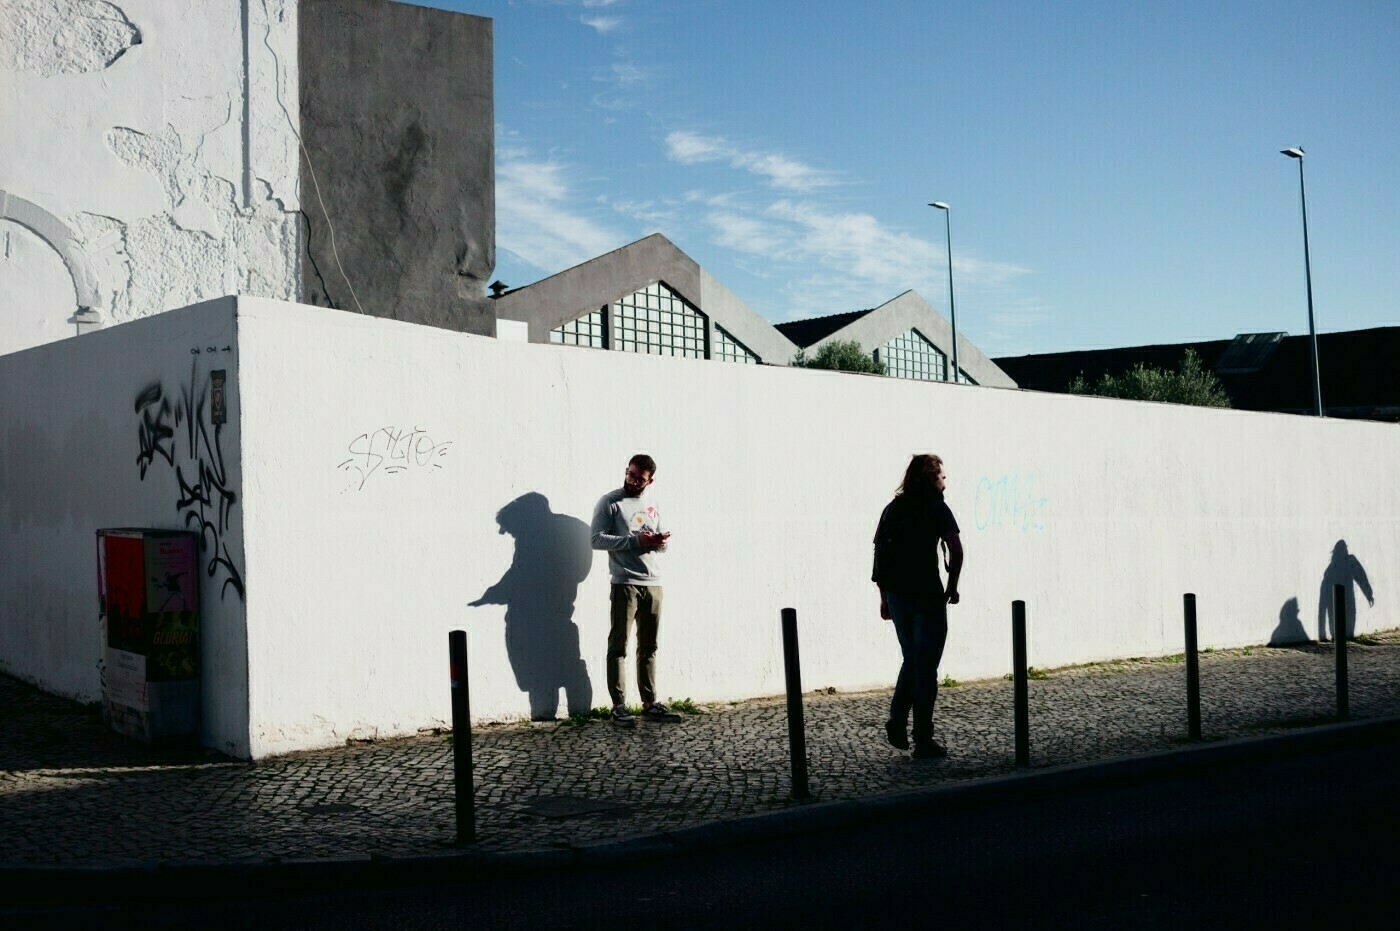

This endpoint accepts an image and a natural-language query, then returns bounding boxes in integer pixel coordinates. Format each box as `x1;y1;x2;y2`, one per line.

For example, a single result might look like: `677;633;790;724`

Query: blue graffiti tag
974;473;1049;533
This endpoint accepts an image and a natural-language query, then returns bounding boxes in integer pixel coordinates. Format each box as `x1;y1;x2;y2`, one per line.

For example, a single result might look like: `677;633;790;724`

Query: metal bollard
1012;600;1029;767
1184;593;1202;740
781;608;811;800
449;629;477;844
1334;584;1349;720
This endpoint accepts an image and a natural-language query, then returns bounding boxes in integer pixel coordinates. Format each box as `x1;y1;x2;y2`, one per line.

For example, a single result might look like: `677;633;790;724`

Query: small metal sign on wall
211;370;226;425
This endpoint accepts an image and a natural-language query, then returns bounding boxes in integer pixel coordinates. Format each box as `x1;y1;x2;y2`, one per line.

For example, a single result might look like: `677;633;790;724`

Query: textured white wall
5;297;1394;759
0;0;301;355
0;298;251;756
234;299;1400;758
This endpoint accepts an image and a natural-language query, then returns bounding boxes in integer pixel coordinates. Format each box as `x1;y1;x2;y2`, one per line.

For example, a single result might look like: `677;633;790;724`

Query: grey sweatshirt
590;487;664;585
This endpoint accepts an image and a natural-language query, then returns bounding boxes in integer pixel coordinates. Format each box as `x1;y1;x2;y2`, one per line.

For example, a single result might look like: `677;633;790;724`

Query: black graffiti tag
134;384;175;479
133;354;245;602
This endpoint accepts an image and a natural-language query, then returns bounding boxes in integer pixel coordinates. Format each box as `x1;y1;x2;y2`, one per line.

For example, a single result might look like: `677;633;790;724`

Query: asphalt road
11;736;1399;930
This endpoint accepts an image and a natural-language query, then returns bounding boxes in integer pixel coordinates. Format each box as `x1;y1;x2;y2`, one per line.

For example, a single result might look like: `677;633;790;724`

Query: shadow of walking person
1317;539;1375;642
1269;597;1310;646
469;493;594;719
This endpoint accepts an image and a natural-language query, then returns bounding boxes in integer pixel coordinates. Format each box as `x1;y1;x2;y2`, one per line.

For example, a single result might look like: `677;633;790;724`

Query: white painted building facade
1;0;303;356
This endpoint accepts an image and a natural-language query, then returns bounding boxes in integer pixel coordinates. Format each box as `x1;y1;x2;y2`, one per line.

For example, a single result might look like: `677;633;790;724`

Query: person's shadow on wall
1269;597;1309;647
468;493;594;719
1317;539;1374;642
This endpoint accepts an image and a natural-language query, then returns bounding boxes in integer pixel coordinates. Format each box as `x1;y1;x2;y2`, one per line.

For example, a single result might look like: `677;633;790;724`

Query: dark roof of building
993;327;1400;421
775;309;873;348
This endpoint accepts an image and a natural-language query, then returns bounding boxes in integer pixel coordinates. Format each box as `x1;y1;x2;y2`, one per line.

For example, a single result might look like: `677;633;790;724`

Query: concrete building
492;234;1017;390
1;0;496;357
996;327;1400;421
777;291;1018;388
491;233;799;366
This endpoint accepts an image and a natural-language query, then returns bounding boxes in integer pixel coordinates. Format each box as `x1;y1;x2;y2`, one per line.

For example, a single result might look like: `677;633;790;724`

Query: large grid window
612;282;708;358
714;325;759;364
550;308;607;348
879;328;947;381
956;369;977;385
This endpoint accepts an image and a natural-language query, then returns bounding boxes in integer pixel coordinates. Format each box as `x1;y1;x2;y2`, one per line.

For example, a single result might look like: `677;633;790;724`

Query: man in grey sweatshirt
591;454;678;725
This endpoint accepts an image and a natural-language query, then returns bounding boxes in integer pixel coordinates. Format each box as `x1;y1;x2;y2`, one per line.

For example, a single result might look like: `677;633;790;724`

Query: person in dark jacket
872;454;963;758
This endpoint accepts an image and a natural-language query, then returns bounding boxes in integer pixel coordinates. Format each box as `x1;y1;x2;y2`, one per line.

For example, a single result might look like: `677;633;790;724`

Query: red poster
103;534;147;653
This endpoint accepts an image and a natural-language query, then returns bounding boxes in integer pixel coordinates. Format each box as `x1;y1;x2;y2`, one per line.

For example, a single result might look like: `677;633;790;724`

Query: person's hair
629;453;657;477
897;454;944;499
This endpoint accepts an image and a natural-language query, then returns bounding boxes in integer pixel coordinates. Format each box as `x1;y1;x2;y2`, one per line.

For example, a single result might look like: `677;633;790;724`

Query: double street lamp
929;201;958;383
1281;147;1323;417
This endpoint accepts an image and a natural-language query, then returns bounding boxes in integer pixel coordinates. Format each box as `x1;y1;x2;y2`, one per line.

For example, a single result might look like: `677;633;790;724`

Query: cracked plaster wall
1;0;302;355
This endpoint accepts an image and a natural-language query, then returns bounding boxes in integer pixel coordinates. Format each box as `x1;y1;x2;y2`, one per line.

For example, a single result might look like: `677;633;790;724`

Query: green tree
1067;348;1230;408
792;339;886;375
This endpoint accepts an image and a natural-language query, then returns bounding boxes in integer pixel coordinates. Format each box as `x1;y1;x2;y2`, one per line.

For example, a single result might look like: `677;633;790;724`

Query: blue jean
887;592;949;743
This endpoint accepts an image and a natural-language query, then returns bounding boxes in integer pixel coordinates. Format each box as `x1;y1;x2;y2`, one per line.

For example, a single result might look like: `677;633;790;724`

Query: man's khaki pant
607;584;663;706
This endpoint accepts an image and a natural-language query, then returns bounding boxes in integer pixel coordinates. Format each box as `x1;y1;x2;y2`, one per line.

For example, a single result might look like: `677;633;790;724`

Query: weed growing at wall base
1002;667;1050;681
575;698;704;724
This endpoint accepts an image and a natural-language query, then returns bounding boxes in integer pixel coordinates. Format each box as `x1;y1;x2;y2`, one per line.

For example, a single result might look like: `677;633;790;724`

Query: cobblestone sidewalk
3;632;1398;868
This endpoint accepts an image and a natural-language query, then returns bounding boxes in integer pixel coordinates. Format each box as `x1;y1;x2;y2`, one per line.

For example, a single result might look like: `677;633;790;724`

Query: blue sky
420;0;1399;357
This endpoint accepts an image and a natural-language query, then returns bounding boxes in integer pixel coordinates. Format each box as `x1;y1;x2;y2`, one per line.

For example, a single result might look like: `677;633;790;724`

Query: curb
7;715;1399;904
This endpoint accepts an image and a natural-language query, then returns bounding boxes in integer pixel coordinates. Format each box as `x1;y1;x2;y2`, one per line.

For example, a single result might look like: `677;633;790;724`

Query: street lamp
1281;147;1323;416
929;202;958;383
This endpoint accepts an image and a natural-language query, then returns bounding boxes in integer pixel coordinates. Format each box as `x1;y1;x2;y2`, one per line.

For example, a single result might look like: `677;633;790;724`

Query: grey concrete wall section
297;0;495;336
493;234;702;343
810;291;1017;388
699;269;799;365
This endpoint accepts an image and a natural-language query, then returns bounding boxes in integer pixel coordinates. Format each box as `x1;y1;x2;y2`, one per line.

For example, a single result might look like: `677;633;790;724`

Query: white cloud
582;0;621;6
604;196;680;226
706;212;791;259
608;61;646;84
661;133;1031;313
589;59;649;111
664;131;837;192
667;131;729;164
682;192;1038;321
496;152;625;274
766;201;944;287
581;15;621;33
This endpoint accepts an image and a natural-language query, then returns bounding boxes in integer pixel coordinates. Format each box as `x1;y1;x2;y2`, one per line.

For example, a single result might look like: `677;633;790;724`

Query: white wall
234;298;1400;758
0;299;251;757
0;0;300;355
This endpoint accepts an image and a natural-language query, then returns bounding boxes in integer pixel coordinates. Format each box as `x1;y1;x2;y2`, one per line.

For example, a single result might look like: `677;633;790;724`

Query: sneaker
642;702;682;722
610;704;636;726
884;719;909;751
911;739;948;760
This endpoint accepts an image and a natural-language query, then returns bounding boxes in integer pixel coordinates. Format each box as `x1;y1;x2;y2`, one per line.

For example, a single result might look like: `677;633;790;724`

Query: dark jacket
872;493;959;596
